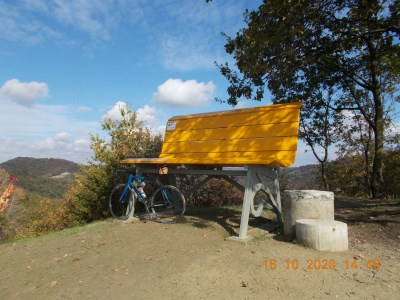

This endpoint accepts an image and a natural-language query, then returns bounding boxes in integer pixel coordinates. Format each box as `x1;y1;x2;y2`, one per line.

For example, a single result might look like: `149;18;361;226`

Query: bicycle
109;169;186;224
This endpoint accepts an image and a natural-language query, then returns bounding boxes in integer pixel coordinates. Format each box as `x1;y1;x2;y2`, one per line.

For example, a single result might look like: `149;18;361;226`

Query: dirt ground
0;198;399;300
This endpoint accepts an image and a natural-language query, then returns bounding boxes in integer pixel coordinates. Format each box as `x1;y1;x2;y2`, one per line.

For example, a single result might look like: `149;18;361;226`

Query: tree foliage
327;147;400;197
61;105;163;226
217;0;400;198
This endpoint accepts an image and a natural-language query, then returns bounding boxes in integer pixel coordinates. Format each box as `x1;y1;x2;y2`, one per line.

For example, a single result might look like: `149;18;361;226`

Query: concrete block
296;219;348;251
282;190;334;236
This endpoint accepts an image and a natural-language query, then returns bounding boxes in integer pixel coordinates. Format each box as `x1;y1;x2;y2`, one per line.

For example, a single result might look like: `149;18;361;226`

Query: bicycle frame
159;188;173;207
152;178;173;208
115;170;174;210
110;169;185;223
119;174;145;203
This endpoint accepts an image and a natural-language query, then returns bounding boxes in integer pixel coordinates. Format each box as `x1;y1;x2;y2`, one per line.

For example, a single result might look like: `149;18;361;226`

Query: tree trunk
364;150;372;197
367;31;385;199
371;97;385;199
362;125;372;197
320;161;330;191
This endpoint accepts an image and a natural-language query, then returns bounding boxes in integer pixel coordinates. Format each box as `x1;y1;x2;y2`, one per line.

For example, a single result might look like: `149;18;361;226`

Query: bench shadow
183;206;280;237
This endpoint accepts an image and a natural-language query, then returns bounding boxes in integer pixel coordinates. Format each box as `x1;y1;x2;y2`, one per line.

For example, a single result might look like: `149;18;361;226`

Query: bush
0;190;64;242
383;148;400;198
1;167;66;242
327;148;400;198
178;176;243;207
60;105;163;226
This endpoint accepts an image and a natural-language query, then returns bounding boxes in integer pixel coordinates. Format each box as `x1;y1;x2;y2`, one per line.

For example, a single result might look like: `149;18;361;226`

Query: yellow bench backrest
157;102;301;167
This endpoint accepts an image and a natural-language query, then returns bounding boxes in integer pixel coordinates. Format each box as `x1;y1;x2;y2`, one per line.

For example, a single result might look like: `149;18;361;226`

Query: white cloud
54;132;72;143
153;0;253;71
0;99;98;163
29;132;90;157
1;0;254;72
0;78;49;106
0;0;144;44
51;1;116;41
73;138;91;152
0;133;92;164
103;101;128;121
152;79;216;107
104;102;166;133
234;101;248;109
136;105;162;128
156;125;167;135
33;132;72;151
0;2;66;45
0;102;93;138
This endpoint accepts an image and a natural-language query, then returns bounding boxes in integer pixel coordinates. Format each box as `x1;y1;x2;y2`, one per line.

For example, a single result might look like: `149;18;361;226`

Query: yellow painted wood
121;151;295;168
120;158;168;164
122;102;302;167
161;136;298;154
167;106;300;131
163;151;294;167
164;122;299;142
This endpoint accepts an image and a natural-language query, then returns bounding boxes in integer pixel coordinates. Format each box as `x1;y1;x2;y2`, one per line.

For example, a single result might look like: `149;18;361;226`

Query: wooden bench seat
121;102;302;240
121;102;302;167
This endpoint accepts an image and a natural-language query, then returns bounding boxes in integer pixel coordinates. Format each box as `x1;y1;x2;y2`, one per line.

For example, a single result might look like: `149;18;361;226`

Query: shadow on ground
183;206;279;237
335;198;400;225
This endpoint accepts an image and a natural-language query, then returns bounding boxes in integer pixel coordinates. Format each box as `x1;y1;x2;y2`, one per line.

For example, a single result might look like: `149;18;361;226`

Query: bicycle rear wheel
109;184;133;220
150;185;185;224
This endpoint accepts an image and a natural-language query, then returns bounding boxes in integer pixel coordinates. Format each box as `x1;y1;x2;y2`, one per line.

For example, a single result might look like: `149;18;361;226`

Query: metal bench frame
129;164;281;240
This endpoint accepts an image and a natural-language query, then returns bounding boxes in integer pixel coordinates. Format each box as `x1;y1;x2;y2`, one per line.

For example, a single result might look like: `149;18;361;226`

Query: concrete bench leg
231;166;281;242
229;166;255;242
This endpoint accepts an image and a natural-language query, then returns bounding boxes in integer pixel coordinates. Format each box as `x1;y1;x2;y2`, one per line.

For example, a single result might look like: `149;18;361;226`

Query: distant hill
1;157;80;177
0;157;80;199
281;164;322;190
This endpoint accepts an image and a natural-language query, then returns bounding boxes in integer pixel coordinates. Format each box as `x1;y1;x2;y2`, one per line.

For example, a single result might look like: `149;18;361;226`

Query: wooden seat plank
121;102;301;168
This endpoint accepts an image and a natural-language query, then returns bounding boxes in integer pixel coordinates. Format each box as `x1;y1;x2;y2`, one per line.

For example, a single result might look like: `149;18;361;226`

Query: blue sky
0;0;316;166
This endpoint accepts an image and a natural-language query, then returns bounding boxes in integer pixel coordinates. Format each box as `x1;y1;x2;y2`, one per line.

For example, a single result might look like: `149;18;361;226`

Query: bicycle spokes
150;185;185;224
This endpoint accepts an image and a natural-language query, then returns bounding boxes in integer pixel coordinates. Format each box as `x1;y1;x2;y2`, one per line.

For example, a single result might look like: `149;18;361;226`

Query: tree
61;105;163;225
216;0;400;198
336;111;374;195
299;88;341;190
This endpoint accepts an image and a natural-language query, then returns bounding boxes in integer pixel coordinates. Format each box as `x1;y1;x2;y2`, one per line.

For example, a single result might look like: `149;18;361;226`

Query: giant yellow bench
121;102;302;240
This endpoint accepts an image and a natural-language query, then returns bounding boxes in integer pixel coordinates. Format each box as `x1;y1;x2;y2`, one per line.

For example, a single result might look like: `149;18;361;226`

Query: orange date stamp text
263;258;381;271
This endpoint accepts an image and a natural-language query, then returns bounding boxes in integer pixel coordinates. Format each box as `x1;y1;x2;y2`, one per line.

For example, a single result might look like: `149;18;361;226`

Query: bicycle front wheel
109;184;133;220
150;185;185;224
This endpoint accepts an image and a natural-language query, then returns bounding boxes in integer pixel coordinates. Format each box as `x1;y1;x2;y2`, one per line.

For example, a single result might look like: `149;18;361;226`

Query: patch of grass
3;219;114;245
252;233;270;242
223;232;231;239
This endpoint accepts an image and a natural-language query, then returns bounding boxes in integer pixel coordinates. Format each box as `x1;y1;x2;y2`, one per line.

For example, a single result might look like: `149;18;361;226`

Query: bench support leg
233;166;281;241
237;166;257;240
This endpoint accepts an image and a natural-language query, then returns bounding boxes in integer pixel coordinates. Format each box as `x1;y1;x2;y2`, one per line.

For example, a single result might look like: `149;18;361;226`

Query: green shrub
60;105;162;226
